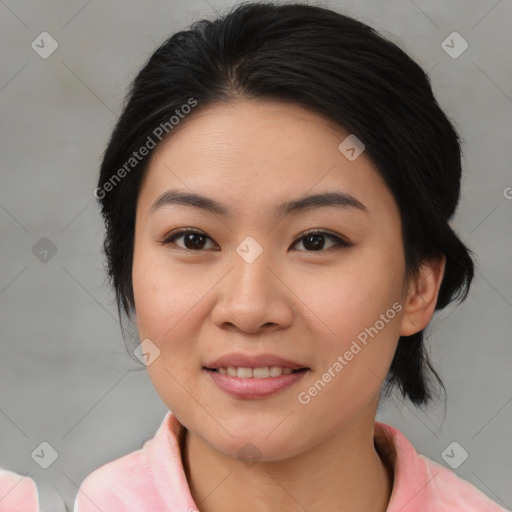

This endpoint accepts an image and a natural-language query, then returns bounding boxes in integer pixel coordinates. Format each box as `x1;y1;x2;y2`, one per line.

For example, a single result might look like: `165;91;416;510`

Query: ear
399;255;446;337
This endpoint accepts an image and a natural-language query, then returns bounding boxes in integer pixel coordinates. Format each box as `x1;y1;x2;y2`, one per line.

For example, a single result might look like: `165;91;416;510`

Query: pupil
304;234;324;251
185;233;205;250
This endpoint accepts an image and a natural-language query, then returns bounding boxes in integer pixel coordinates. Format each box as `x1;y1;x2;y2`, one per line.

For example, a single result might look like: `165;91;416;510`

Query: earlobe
399;255;446;337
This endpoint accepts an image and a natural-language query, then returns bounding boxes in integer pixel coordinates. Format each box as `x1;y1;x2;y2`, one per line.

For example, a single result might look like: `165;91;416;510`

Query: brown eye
291;229;350;252
162;229;217;251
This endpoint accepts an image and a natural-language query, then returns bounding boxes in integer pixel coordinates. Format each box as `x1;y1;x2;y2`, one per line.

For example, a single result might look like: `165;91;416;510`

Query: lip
204;367;310;399
203;352;309;370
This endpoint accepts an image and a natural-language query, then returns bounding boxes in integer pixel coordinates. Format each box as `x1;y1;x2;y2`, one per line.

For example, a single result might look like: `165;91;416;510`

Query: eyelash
161;228;351;252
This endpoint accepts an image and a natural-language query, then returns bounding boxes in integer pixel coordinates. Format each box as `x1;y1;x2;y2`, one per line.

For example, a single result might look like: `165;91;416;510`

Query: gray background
1;0;511;509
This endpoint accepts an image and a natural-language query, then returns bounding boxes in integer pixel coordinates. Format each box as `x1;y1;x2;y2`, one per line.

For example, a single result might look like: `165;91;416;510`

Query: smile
206;366;307;378
204;367;310;398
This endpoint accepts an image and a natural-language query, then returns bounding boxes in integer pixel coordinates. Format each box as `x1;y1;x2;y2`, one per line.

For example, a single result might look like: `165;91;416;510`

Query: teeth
270;366;285;377
217;366;297;378
253;367;269;378
237;367;253;378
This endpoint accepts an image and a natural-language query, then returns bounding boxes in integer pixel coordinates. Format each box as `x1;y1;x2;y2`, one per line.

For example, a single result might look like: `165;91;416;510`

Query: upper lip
204;353;309;370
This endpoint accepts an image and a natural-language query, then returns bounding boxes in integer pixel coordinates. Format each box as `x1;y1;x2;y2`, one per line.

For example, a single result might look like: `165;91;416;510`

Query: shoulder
0;469;38;512
374;422;509;512
73;448;151;511
73;414;176;512
418;454;509;511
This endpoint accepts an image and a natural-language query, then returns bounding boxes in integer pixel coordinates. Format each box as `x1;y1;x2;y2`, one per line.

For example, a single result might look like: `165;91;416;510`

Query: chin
198;426;306;464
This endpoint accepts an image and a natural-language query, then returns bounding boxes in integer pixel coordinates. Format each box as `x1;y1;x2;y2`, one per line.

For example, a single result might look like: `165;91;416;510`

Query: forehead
138;99;398;222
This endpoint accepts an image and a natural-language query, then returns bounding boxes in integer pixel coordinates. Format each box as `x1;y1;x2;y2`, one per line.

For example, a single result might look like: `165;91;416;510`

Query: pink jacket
0;470;38;512
74;412;508;511
0;469;67;512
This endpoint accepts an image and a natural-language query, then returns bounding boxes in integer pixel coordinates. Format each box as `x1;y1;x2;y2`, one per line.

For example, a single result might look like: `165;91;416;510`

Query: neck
181;406;393;512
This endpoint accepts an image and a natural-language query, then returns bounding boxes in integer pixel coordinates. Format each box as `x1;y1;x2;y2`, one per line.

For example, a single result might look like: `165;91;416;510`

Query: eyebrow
149;189;367;218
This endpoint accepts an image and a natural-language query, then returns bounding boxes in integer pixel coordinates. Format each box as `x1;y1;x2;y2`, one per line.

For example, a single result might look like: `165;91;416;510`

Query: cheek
294;295;402;437
132;248;211;413
132;246;206;341
294;246;405;349
132;251;204;389
292;246;405;410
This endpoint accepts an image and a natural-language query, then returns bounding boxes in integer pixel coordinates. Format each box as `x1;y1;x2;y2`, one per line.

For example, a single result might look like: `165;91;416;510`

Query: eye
161;228;350;252
291;228;351;252
161;229;218;251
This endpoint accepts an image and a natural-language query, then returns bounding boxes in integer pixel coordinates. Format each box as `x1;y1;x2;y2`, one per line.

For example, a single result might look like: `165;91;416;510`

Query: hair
95;1;474;406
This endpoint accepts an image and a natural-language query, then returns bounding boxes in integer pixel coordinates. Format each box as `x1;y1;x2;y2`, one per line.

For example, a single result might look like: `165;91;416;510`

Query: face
132;99;410;461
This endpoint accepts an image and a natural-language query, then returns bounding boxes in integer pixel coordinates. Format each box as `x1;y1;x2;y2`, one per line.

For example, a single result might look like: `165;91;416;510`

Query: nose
210;242;293;334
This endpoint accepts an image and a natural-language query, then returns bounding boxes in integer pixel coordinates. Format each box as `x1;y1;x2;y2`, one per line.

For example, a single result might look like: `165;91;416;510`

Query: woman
74;2;506;510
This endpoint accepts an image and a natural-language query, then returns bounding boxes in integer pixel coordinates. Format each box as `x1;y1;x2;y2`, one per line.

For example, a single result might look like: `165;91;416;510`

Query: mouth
203;366;309;378
202;353;311;398
203;365;310;399
203;353;310;375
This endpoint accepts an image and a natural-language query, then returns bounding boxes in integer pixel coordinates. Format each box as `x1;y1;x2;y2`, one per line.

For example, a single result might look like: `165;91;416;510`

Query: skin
132;98;445;512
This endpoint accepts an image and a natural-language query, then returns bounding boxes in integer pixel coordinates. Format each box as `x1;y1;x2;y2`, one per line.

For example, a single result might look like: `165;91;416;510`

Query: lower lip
204;369;309;398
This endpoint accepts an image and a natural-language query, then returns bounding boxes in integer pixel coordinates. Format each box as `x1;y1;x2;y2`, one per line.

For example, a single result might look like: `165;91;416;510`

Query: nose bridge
211;234;291;332
231;234;274;297
235;234;267;266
